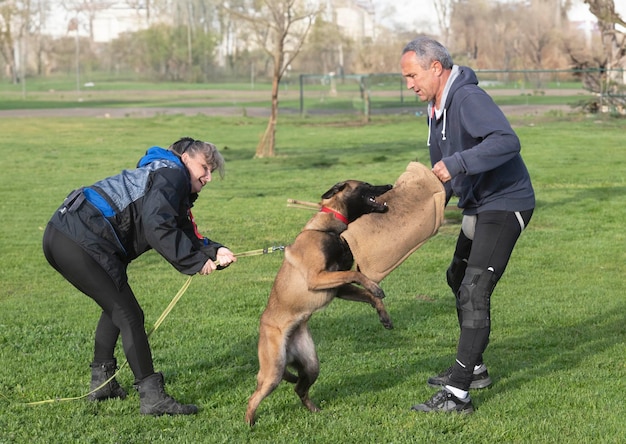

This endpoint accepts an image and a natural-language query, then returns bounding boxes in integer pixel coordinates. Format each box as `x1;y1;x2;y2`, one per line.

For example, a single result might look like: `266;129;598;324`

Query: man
400;37;535;413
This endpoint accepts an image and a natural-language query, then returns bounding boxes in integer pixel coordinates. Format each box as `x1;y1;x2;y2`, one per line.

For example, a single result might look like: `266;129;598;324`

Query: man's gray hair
402;36;453;70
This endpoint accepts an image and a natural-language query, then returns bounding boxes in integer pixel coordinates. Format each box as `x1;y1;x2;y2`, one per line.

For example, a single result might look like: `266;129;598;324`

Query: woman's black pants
43;224;155;382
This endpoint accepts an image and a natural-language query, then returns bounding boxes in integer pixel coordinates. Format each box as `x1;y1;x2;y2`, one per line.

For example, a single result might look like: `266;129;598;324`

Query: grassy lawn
0;110;624;443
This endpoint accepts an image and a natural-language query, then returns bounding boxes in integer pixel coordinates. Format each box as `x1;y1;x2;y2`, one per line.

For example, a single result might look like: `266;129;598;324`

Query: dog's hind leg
245;323;288;426
336;284;394;329
289;323;321;413
283;369;298;383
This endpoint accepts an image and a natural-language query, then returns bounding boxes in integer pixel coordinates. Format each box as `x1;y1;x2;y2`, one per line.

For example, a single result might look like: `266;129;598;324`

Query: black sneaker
411;388;474;414
427;366;492;389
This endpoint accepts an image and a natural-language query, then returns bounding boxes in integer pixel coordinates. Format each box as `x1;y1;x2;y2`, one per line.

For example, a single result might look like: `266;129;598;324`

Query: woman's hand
199;259;217;275
215;247;237;268
199;248;237;275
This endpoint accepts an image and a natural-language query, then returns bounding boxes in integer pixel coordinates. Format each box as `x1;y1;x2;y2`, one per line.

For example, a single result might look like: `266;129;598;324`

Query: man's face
401;51;437;103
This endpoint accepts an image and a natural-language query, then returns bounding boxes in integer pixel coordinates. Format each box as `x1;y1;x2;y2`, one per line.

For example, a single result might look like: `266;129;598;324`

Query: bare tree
519;1;564;70
226;0;322;158
31;0;54;76
0;1;19;83
0;0;43;84
566;0;626;111
433;0;455;46
449;0;573;72
297;17;345;75
450;0;487;63
584;0;626;81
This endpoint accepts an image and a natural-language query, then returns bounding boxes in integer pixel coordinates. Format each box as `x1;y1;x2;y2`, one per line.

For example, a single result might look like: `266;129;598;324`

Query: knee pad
457;267;497;329
446;256;468;295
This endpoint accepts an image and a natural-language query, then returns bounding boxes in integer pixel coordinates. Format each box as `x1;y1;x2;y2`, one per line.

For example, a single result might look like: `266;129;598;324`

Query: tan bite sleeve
341;162;446;283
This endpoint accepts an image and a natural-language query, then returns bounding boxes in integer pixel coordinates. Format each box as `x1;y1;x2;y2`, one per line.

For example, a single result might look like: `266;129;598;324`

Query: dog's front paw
377;308;393;329
372;285;386;299
380;316;394;330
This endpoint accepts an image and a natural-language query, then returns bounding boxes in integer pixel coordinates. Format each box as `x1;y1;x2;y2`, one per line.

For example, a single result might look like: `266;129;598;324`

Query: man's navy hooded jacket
426;65;535;214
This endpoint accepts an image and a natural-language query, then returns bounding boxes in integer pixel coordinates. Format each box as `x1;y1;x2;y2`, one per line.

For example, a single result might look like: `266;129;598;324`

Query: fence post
299;74;304;116
362;75;370;123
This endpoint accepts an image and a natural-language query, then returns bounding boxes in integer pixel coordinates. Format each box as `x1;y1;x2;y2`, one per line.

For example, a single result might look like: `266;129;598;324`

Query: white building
90;3;150;43
325;0;376;41
43;2;151;43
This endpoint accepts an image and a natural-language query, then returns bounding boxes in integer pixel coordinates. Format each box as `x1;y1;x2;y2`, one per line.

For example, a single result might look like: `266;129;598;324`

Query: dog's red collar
320;206;349;225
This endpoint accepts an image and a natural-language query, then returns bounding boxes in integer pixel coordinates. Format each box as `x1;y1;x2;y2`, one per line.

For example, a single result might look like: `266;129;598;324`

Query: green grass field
0;110;625;443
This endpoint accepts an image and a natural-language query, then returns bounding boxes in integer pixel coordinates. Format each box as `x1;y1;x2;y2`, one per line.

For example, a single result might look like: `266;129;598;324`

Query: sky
372;0;438;32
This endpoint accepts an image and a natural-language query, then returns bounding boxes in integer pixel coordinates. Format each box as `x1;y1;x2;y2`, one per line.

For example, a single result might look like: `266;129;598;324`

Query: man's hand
432;160;452;183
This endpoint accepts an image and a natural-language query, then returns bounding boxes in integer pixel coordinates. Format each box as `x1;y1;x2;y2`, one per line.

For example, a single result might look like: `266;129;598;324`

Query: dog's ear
321;181;347;199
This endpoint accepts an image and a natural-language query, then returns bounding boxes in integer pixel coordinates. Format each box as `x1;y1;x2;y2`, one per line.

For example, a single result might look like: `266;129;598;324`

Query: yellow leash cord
25;246;284;406
25;275;194;406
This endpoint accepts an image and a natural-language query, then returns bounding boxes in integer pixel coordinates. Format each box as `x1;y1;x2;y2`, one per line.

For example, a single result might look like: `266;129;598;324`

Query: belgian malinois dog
245;180;393;426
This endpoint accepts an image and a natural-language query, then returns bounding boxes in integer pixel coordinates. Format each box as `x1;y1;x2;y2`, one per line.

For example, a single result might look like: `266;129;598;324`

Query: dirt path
0;106;269;118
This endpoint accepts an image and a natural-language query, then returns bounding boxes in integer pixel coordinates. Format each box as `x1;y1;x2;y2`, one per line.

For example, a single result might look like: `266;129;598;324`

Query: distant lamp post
67;17;80;97
20;35;27;99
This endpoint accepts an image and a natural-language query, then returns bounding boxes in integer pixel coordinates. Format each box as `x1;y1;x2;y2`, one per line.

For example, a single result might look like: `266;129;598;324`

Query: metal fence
296;69;625;118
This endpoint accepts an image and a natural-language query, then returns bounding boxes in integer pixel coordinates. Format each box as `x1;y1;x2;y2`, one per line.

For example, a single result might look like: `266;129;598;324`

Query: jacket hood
444;65;478;107
427;65;479;146
137;146;184;168
137;146;198;203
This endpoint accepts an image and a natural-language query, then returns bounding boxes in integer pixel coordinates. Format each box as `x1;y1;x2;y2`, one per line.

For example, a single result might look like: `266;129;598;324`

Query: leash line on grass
24;246;285;407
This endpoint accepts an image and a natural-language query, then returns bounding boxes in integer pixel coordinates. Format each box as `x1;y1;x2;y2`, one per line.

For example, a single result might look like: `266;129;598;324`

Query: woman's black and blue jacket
47;147;223;289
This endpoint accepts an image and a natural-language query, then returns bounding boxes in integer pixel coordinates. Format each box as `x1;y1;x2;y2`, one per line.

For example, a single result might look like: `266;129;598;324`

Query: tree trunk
254;45;283;157
0;19;18;84
255;74;280;158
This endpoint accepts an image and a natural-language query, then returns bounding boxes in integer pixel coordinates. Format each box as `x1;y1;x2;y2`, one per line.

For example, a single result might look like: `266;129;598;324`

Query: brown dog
245;180;393;426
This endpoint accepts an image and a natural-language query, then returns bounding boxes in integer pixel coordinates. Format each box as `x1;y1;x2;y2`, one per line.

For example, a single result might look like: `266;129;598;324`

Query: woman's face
182;151;212;193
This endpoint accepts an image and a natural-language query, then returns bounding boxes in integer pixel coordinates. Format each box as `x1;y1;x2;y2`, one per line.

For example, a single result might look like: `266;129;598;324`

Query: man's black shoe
427;365;492;389
411;388;474;414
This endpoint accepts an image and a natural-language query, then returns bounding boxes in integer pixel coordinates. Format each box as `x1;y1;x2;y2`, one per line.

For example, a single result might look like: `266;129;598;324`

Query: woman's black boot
88;359;127;401
134;372;198;416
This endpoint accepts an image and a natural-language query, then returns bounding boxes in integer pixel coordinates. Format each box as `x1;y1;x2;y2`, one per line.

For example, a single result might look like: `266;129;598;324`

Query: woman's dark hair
170;137;225;179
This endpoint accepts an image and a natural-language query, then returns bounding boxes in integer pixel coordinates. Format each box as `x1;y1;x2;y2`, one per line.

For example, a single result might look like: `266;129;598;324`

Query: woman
43;137;236;416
